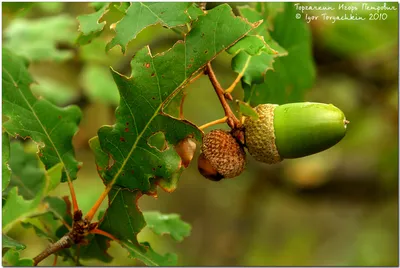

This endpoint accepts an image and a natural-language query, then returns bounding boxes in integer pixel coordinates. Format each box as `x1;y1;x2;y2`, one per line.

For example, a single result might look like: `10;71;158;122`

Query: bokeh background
2;2;399;266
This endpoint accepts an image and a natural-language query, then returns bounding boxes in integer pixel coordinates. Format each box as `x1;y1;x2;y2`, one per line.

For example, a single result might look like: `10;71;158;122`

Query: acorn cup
198;130;246;181
244;102;349;164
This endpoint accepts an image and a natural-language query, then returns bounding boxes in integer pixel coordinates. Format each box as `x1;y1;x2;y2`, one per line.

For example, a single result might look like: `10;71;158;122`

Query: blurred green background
2;2;398;266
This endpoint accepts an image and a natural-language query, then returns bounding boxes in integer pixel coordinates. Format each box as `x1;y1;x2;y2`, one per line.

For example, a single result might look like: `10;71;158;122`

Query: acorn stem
206;63;241;129
225;72;244;94
199;116;228;130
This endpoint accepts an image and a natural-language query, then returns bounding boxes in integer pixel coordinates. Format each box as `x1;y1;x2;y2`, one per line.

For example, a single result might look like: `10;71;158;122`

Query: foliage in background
2;1;398;266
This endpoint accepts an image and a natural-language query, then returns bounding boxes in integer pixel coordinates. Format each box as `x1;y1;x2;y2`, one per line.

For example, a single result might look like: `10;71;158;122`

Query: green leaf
95;188;178;265
21;220;54;242
2;48;82;182
226;6;288;87
78;208;112;263
30;77;78;106
106;2;193;52
227;34;280;86
3;15;78;62
236;100;259;120
80;64;120;105
98;187;171;265
76;3;110;45
99;187;145;246
2;234;26;250
243;3;316;105
143;211;191;242
6;142;45;200
96;4;254;193
2;162;63;232
185;3;204;20
79;234;113;263
239;6;286;56
227;35;278;56
122;241;177;266
21;200;77;264
2;132;11;191
89;136;109;181
2;249;34;266
92;5;256;264
44;196;73;227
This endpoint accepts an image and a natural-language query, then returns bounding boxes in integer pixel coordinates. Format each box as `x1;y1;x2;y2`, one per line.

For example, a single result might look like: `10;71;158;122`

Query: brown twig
205;63;241;129
33;210;95;266
33;235;72;266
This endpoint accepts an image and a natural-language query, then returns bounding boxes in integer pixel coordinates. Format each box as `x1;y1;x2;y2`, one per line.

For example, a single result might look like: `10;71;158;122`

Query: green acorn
243;102;348;164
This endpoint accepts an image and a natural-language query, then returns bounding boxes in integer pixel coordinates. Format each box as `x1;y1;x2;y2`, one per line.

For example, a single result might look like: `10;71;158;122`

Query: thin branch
206;63;241;129
33;235;72;266
225;55;250;94
84;184;111;222
225;73;244;94
52;254;58;266
90;228;120;242
67;181;79;213
199;116;228;130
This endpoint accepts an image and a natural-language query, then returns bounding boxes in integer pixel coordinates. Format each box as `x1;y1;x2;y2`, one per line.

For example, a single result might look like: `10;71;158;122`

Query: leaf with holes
93;187;176;265
106;2;201;52
143;211;191;242
243;3;316;105
90;5;256;264
96;3;255;192
2;48;82;182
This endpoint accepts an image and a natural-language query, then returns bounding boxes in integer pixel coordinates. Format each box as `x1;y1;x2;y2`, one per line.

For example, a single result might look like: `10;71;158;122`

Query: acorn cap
244;102;348;163
243;104;282;164
199;129;246;179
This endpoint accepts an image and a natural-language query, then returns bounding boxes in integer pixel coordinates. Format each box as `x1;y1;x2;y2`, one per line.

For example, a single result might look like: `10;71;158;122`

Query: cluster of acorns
197;102;348;181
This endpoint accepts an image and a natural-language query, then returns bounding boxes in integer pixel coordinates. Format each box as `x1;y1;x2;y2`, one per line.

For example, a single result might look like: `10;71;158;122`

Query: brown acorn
198;129;246;181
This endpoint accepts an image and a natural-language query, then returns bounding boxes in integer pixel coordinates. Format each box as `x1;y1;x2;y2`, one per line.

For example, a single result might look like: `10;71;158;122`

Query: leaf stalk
206;63;241;129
